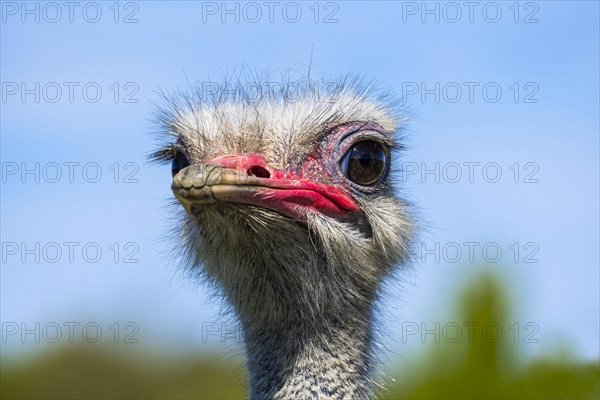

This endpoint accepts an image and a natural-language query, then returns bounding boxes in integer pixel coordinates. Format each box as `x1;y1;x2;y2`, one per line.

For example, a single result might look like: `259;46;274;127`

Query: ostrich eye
171;151;190;177
340;141;388;186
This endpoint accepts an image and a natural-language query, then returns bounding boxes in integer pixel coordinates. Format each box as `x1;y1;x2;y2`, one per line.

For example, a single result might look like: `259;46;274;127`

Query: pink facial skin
188;153;361;221
172;122;388;222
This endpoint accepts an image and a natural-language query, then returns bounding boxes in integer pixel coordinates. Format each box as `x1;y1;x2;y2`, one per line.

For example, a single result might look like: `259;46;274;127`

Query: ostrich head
152;76;414;399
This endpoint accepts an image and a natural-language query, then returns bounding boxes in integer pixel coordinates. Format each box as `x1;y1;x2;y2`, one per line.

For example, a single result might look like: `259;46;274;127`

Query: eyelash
338;132;395;156
149;147;174;164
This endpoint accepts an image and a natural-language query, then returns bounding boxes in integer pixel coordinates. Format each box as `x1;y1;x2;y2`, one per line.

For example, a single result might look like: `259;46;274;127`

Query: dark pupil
346;141;386;185
171;152;190;177
344;141;386;186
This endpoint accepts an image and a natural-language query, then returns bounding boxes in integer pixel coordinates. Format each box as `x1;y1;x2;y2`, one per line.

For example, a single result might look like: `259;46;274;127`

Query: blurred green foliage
2;271;598;399
1;348;247;399
378;273;599;399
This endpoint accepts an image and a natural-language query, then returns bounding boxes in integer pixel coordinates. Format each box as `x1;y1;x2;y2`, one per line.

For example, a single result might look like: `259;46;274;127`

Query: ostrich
151;75;414;399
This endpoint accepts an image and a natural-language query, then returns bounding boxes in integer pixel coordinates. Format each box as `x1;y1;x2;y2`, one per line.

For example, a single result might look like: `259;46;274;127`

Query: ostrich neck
233;251;377;400
244;314;374;400
206;216;381;399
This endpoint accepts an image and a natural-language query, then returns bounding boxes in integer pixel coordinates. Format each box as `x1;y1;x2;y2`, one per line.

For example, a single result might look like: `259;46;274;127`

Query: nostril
247;166;271;179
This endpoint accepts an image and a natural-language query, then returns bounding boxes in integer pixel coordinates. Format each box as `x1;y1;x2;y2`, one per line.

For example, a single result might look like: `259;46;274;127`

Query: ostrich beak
171;154;360;221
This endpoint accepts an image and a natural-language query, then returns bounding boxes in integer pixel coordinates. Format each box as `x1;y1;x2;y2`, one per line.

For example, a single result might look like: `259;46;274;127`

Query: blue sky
1;1;598;363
